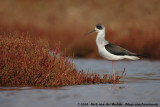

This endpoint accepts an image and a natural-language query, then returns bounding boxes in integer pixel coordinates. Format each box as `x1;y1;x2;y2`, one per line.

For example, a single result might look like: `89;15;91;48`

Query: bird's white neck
96;30;108;47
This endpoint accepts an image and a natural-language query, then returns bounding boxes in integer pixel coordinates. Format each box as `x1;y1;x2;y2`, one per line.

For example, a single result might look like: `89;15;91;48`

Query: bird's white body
95;27;140;61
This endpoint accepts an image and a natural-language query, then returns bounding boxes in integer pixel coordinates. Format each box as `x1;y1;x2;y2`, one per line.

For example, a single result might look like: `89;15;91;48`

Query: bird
85;24;145;82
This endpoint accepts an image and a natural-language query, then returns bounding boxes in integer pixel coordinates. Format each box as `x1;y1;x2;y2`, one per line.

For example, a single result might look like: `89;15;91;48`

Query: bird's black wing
105;43;137;56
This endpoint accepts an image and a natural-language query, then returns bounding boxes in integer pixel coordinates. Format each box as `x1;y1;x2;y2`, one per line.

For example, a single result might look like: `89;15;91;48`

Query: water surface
0;59;160;107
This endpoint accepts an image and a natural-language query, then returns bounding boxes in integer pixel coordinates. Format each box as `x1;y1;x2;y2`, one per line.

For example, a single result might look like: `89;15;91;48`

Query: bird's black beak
84;30;95;36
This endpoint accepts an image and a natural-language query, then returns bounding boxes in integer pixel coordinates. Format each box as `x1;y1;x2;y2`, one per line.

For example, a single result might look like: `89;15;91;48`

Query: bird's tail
124;56;140;60
135;54;148;57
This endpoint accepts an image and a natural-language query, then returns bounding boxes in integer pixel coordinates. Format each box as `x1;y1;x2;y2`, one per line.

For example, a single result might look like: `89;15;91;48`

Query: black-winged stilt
86;24;145;82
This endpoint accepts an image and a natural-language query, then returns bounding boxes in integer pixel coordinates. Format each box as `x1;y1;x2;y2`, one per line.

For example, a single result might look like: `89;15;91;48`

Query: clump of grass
0;33;124;87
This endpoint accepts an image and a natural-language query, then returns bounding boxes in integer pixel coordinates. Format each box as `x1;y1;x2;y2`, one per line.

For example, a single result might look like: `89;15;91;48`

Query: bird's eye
96;24;103;30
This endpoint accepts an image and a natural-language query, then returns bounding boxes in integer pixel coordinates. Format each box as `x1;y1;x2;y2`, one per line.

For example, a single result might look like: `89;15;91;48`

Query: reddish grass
0;0;160;59
0;33;124;87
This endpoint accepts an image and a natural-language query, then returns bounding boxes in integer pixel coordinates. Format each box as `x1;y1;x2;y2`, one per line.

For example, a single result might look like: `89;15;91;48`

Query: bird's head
95;24;105;32
85;24;105;35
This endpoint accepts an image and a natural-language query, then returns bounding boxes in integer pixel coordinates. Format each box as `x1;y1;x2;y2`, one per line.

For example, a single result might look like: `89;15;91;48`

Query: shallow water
0;59;160;107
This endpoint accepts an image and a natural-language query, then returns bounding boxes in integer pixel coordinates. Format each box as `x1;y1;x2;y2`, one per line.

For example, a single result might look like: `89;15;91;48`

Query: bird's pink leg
112;61;116;81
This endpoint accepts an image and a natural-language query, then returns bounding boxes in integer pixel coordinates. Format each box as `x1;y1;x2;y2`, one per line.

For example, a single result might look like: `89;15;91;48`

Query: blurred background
0;0;160;59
